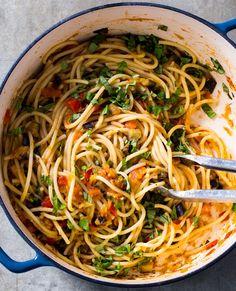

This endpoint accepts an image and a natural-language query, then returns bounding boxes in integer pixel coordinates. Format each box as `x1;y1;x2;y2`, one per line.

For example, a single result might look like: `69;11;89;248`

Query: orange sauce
221;104;234;128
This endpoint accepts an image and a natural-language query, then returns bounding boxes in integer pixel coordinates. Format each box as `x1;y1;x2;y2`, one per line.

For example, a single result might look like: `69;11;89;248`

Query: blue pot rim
1;2;236;287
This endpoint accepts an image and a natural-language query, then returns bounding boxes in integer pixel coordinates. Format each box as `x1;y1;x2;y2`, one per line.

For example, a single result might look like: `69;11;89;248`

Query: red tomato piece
46;237;57;245
109;203;117;217
224;230;233;240
124;120;138;129
93;105;101;112
84;168;93;181
58;176;68;187
3;109;11;125
66;99;81;112
205;239;218;250
41;87;62;98
41;197;53;208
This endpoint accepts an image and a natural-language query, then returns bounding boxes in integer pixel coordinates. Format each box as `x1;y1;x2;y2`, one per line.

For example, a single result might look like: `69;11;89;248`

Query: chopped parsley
115;244;131;256
100;66;113;78
15;96;24;110
171;205;178;220
140;151;151;159
88;42;98;53
83;191;93;203
79;218;90;231
69;113;81;123
99;75;113;94
232;203;236;212
114;263;122;273
169;128;192;154
88;29;107;53
201;103;217;119
85;92;95;101
120;158;133;171
154;64;163;75
8;127;22;136
147;104;162;116
115;200;122;209
52;192;66;214
60;61;69;71
71;91;80;99
222;83;234;100
117;61;127;73
23;105;34;113
158;24;168;31
166;139;173;146
193;216;200;227
159;214;171;224
67;220;74;230
102;105;110;115
93;256;113;274
37;102;55;113
210;58;225;74
40;175;52;186
110;87;130;109
125;139;138;154
180;56;192;66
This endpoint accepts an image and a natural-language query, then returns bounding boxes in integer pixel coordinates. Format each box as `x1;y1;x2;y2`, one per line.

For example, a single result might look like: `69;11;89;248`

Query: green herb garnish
102;105;110;115
52;192;66;214
115;244;131;256
60;61;69;71
8;127;22;136
180;57;192;66
23;105;34;113
125;139;138;154
100;66;113;78
93;256;113;274
88;42;98;53
69;113;81;123
201;104;217;119
193;216;200;227
158;24;168;31
210;58;225;74
171;205;178;220
85;92;95;101
117;61;127;73
38;103;55;113
159;214;171;224
99;76;113;94
232;203;236;212
154;64;163;74
115;200;122;209
140;151;151;159
83;191;93;203
40;175;52;186
120;158;133;171
67;220;74;230
222;83;234;100
110;87;130;109
79;218;90;231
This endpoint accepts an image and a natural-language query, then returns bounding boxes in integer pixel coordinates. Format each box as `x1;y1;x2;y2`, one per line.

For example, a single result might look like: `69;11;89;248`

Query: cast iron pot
0;2;236;287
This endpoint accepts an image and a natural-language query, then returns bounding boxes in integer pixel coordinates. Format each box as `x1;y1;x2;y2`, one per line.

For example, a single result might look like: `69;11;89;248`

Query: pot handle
214;18;236;34
0;247;53;273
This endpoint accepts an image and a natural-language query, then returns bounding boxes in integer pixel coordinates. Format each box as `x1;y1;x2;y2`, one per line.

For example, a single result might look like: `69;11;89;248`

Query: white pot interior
1;4;236;285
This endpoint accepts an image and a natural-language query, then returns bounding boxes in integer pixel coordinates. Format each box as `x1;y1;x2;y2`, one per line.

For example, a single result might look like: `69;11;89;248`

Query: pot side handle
214;18;236;34
0;247;53;273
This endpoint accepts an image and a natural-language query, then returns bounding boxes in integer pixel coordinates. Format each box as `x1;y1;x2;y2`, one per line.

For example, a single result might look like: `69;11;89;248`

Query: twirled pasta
3;32;236;278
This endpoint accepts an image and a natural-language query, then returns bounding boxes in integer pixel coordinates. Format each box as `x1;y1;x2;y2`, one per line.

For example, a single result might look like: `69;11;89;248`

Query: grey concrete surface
0;1;236;290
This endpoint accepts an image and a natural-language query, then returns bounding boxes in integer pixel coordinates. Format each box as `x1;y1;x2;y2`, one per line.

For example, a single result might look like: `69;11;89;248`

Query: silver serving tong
157;154;236;202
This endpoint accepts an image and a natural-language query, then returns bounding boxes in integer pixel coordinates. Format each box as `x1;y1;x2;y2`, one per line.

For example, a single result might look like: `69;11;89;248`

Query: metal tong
158;154;236;202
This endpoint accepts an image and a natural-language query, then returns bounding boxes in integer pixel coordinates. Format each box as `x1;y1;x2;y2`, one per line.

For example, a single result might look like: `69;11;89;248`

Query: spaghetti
3;31;236;278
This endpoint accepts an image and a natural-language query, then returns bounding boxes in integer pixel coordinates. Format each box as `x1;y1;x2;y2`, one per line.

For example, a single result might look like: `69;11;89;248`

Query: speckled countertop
0;1;236;290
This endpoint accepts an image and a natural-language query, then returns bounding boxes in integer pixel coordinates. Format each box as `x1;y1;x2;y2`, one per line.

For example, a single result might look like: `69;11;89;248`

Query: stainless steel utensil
157;154;236;202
